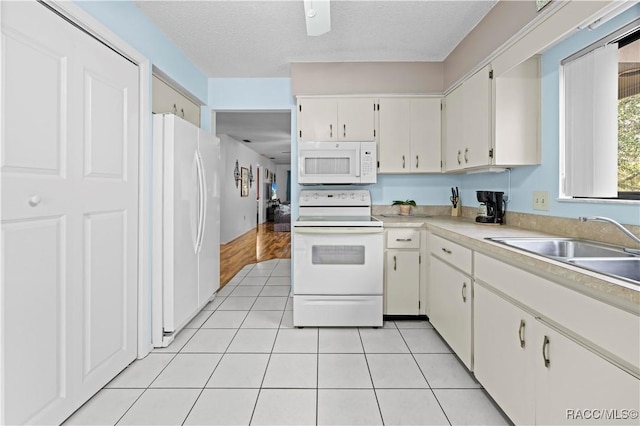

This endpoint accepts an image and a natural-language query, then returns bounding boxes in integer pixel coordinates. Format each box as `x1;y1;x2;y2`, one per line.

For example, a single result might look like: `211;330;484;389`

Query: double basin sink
486;237;640;285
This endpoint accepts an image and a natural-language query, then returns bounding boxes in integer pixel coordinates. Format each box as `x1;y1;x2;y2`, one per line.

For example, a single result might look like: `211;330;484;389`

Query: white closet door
1;2;139;424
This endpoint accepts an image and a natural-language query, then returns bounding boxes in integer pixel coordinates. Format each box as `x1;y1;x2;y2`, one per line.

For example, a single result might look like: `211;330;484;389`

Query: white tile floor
64;258;509;426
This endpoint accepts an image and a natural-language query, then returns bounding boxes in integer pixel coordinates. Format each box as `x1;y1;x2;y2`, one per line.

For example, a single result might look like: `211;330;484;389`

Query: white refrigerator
152;114;220;347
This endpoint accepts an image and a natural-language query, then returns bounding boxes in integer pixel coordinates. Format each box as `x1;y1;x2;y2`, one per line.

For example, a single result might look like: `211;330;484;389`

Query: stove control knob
350;193;356;199
313;193;319;199
361;195;366;201
340;193;346;199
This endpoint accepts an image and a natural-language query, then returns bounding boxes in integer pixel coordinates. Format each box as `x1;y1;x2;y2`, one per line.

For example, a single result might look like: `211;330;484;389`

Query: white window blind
562;43;619;197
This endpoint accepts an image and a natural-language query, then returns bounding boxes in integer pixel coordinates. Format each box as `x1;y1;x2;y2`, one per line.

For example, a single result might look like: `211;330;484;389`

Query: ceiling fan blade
303;0;331;36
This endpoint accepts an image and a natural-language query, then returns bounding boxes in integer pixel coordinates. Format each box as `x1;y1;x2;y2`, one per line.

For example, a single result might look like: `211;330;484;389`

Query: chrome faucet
578;216;640;254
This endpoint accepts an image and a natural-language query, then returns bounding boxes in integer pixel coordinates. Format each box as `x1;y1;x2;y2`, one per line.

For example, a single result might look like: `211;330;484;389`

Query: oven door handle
294;227;384;234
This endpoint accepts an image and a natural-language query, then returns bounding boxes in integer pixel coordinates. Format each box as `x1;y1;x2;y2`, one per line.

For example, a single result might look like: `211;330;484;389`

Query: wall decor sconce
248;165;255;187
233;160;241;188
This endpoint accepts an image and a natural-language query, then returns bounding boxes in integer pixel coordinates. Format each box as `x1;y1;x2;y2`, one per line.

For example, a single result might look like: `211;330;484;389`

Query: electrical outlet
533;191;550;211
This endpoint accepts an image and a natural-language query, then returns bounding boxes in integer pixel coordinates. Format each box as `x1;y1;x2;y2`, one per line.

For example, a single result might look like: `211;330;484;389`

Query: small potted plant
392;199;417;215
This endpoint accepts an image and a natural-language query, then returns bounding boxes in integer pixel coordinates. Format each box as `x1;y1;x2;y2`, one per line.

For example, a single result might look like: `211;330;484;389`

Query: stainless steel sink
486;237;639;285
567;258;640;283
487;238;634;259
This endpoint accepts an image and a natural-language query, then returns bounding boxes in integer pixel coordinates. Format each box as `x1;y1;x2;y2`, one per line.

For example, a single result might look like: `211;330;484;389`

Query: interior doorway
214;109;293;283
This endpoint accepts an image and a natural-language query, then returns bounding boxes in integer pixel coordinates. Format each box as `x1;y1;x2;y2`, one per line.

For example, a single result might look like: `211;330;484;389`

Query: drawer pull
416;155;419;169
441;247;452;254
518;320;526;348
457;150;462;165
464;147;469;163
393;255;397;271
461;282;467;302
29;195;42;207
542;335;550;368
396;238;412;242
330;124;333;138
402;155;405;169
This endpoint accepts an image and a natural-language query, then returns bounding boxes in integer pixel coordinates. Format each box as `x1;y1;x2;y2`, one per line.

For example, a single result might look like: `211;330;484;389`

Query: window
618;32;640;198
561;18;640;200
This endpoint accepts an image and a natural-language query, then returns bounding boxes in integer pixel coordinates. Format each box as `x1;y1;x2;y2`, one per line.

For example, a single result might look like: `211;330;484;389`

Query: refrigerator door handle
195;151;206;253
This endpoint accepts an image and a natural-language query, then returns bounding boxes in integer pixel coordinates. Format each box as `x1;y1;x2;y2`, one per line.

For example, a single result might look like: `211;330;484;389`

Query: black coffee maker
476;191;505;224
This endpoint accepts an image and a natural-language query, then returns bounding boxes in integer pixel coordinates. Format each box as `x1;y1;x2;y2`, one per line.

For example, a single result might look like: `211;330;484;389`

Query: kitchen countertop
375;215;640;314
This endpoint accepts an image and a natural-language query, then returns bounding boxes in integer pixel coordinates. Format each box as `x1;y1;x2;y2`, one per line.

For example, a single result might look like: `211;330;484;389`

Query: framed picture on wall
241;167;249;197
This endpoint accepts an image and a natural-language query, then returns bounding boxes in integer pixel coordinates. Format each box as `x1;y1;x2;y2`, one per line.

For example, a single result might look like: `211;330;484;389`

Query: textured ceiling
217;111;292;165
137;1;498;165
135;0;498;78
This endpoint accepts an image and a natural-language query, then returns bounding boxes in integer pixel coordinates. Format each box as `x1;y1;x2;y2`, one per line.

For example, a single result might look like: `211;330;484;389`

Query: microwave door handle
355;148;361;177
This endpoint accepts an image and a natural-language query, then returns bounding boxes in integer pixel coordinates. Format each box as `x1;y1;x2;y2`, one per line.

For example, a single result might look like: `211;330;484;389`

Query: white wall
275;165;291;202
219;134;276;243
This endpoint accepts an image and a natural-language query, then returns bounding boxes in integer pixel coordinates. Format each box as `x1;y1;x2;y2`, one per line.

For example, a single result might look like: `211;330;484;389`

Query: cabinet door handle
518;320;526;348
441;247;452;254
330;124;333;138
29;195;42;207
402;155;405;168
464;148;469;163
457;150;462;165
416;155;419;169
396;238;412;242
173;103;177;114
343;124;346;138
393;255;397;271
181;108;185;118
542;335;550;368
461;282;467;302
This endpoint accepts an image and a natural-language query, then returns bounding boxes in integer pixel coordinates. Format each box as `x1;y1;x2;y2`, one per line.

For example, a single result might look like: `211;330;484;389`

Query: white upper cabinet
338;98;376;141
411;98;442;172
378;97;441;173
297;97;375;142
297;97;337;141
444;65;492;172
493;56;541;166
378;98;410;172
152;75;201;127
444;57;540;172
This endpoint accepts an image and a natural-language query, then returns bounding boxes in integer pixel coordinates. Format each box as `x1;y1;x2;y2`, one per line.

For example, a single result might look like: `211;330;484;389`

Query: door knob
29;195;42;207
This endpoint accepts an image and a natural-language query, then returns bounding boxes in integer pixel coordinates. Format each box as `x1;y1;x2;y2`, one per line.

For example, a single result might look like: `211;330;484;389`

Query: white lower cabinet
428;256;472;369
385;250;420;315
474;283;536;425
534;323;640;426
384;228;424;315
474;254;640;426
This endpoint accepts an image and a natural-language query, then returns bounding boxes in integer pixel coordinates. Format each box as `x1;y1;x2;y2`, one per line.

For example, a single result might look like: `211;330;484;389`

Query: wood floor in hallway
220;222;291;287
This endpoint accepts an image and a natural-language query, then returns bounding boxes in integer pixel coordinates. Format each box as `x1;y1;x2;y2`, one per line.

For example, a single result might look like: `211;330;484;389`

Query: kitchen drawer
429;234;472;274
387;228;421;249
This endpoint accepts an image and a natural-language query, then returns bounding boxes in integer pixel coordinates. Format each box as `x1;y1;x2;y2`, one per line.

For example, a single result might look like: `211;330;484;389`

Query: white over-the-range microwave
298;141;377;184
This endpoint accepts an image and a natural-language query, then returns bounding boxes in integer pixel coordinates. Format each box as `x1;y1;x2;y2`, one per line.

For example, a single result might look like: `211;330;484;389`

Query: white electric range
293;190;384;327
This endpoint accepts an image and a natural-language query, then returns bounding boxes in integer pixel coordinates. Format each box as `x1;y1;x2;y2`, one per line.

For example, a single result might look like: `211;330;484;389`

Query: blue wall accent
75;0;210;129
209;78;293;110
459;5;640;225
370;174;461;206
208;78;300;219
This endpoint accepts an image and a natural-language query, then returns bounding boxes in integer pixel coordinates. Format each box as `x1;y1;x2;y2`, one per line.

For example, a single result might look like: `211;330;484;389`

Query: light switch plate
533;191;550;211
